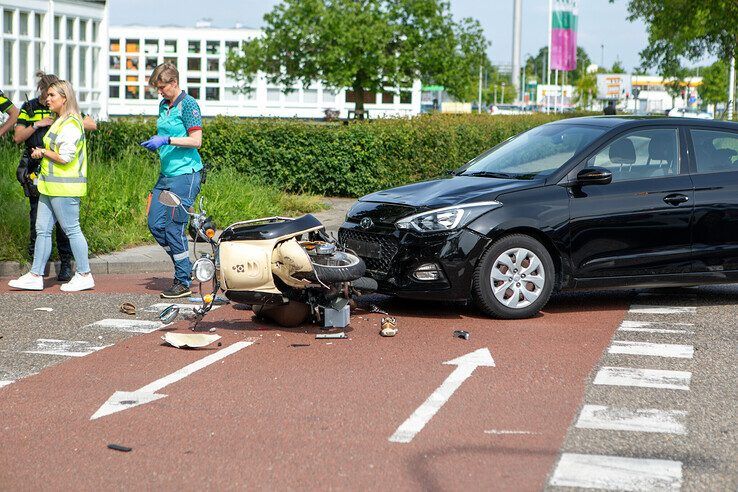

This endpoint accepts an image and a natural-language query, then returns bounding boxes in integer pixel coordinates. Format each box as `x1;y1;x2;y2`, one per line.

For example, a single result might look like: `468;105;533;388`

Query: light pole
501;82;506;104
600;44;604;68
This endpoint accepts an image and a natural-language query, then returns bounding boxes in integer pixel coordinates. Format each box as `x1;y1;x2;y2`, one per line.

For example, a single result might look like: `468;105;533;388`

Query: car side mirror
576;167;612;186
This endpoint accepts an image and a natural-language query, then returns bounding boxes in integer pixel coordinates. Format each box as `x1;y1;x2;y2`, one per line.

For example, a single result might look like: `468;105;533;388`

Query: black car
338;117;738;318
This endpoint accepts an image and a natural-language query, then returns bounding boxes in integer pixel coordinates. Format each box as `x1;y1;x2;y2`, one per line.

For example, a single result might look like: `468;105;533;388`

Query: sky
108;0;710;73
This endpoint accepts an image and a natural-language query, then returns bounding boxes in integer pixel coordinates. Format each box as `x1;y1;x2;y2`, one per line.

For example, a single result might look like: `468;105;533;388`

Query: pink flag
551;0;578;72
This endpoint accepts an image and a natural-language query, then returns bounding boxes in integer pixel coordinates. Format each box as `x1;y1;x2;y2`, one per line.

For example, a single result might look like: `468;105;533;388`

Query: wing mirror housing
575;167;612;186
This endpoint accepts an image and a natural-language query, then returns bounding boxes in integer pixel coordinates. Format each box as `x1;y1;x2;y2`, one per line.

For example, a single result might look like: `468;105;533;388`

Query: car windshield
460;124;606;179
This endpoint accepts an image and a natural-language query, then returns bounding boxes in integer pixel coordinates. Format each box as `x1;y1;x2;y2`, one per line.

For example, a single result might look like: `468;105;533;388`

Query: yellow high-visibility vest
38;114;87;197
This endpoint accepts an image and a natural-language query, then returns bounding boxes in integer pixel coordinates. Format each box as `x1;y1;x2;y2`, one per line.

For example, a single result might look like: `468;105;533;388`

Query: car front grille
338;229;399;275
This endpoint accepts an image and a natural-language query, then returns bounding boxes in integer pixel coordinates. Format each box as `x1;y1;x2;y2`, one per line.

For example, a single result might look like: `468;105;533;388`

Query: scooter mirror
159;304;180;324
158;190;181;208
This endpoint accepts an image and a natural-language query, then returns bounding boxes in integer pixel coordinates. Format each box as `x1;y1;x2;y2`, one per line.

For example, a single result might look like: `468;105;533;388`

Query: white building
107;23;421;119
0;0;108;118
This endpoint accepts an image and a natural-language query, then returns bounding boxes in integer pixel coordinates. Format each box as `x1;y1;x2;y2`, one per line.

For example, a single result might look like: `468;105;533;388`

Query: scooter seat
220;214;323;241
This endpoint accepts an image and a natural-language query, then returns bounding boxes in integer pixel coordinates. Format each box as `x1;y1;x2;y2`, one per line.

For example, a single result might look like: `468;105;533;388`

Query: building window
187;76;200;84
382;92;394;104
400;90;412;104
3;10;13;34
125;85;139;99
144;39;158;54
345;91;376;104
267;88;281;103
54;43;61;74
164;40;176;54
3;40;13;85
163;56;176;65
126;40;139;53
187;87;200;99
19;41;29;86
66;45;74;81
109;85;119;98
79;19;87;41
225;41;239;52
145;57;157;70
80;46;88;86
54;15;61;39
206;77;218;83
206;58;219;72
206;87;220;101
110;55;120;70
34;13;43;37
187;57;201;71
92;47;100;86
206;41;220;55
66;18;74;40
285;90;299;103
110;74;120;82
110;38;120;52
126;56;138;71
34;41;44;73
223;87;240;101
92;21;99;42
20;12;29;36
304;89;318;104
188;40;200;54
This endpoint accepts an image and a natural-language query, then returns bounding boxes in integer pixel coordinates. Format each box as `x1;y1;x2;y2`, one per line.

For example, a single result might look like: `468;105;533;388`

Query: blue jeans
147;172;201;286
31;195;90;276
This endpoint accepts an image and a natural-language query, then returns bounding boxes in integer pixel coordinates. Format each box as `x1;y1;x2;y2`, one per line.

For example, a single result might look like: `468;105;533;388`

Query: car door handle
663;193;689;205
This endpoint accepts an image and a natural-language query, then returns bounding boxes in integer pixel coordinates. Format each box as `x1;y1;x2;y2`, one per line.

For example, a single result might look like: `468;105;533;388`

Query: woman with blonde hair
8;80;94;292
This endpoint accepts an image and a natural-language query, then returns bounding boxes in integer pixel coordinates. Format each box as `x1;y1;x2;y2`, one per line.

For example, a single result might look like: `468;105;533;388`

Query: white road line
550;453;682;491
575;405;687;435
0;380;14;389
22;339;112;357
594;367;691;391
609;340;694;359
629;305;696;315
145;303;221;314
84;318;168;333
484;429;540;435
618;320;694;335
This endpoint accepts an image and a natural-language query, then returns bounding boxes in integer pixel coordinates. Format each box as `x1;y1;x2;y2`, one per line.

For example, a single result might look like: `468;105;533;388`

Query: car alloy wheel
473;234;555;319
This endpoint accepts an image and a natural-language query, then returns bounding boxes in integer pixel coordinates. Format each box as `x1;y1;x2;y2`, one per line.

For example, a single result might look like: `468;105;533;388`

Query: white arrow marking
91;341;253;420
389;348;495;443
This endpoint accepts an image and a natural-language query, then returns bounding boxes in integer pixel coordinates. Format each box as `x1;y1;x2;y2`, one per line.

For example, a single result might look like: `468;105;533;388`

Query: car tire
472;234;555;319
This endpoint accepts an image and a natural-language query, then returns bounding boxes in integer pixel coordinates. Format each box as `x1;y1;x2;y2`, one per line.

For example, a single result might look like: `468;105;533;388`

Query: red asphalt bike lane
0;273;628;489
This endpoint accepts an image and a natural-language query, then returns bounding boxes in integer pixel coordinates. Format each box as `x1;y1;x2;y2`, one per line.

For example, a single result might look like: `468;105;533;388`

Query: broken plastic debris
161;332;221;348
453;330;470;340
159;304;179;324
316;332;347;339
119;302;136;316
380;317;398;337
368;304;388;315
209;327;216;332
33;307;53;312
107;443;132;452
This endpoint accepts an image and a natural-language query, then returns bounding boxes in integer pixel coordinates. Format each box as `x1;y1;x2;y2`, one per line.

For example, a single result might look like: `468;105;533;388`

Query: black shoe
57;261;73;282
161;281;192;299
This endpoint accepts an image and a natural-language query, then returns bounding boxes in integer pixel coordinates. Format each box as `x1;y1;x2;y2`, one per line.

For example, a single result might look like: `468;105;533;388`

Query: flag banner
551;0;578;71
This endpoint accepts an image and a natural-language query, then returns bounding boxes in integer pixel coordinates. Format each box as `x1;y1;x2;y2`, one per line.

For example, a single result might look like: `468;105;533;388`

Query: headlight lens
192;257;216;282
395;201;502;233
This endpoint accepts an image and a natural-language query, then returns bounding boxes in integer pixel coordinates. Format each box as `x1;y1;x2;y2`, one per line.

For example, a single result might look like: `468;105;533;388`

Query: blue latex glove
140;135;171;151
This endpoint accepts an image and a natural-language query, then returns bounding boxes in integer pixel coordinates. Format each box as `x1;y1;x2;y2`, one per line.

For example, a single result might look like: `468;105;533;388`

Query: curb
0;257;173;278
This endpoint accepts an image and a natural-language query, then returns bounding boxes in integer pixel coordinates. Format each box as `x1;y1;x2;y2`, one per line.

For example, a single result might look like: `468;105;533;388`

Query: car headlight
395;201;501;233
192;257;216;282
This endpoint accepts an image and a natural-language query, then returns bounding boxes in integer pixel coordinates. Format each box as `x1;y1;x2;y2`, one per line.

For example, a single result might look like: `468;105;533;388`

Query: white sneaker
60;272;95;292
8;272;44;291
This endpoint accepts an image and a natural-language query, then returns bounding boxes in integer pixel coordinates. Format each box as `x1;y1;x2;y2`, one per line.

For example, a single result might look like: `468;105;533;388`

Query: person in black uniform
0;88;19;137
603;100;617;115
13;72;97;281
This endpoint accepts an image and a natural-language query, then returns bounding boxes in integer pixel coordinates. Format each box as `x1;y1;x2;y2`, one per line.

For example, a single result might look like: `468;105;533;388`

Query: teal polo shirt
157;91;203;177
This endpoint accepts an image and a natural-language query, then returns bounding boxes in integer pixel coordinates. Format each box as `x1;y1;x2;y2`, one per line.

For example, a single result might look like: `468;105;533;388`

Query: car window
588;128;679;182
691;129;738;174
461;124;606;179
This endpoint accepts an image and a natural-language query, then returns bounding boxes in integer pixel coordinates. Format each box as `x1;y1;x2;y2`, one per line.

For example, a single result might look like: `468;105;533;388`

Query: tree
610;59;626;74
573;72;597;109
700;61;728;106
226;0;487;117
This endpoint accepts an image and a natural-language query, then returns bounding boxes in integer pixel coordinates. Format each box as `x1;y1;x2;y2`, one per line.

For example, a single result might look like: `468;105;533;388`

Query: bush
91;113;587;196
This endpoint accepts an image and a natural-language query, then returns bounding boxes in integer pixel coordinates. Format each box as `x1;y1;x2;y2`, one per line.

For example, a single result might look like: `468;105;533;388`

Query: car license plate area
345;238;382;259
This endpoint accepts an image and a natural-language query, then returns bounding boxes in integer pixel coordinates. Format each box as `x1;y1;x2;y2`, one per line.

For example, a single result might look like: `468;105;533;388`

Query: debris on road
208;327;216;332
453;330;470;340
290;343;310;348
159;304;179;324
316;332;347;339
368;304;388;315
119;302;136;316
107;443;132;452
33;307;53;312
380;317;398;337
161;332;221;349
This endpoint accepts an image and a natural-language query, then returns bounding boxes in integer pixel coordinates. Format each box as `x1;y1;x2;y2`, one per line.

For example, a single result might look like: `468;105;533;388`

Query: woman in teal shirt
141;63;203;299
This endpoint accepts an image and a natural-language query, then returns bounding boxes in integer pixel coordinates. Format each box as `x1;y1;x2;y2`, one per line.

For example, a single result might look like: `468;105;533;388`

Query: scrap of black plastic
107;443;132;452
453;330;470;340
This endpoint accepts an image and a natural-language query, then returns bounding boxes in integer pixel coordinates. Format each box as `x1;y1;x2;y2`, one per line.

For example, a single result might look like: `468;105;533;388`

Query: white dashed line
0;380;14;389
22;339;112;357
84;319;168;333
618;320;694;335
628;305;696;315
609;340;694;359
593;367;691;391
550;453;682;491
575;405;688;435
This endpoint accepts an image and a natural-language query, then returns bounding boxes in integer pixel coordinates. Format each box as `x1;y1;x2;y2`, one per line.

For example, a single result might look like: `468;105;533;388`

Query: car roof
550;115;738;130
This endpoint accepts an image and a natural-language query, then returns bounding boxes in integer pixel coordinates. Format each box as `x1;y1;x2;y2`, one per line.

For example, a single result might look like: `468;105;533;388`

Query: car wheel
472;234;555;319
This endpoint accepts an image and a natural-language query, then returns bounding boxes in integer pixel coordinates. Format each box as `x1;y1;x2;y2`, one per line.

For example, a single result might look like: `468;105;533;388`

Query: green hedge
90;113;586;197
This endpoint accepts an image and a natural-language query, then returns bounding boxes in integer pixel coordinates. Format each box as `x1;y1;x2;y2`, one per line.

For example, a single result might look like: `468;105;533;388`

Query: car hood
360;175;543;209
